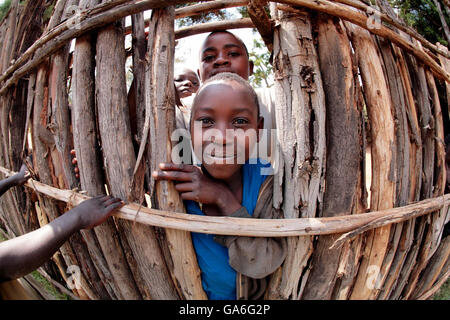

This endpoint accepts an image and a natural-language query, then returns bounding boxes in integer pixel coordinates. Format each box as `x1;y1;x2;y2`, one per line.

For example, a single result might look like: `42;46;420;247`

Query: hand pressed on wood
152;163;242;216
71;195;124;230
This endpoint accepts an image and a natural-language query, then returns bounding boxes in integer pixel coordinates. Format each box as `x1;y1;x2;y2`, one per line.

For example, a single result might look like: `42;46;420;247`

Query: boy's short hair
192;72;260;119
201;30;250;59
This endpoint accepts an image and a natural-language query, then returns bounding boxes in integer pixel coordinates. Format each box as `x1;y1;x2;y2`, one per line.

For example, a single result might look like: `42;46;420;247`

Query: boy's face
198;32;254;82
190;81;263;181
175;68;200;99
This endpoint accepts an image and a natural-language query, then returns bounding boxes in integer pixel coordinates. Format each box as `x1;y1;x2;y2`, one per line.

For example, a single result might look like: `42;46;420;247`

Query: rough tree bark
266;7;326;300
95;13;178;299
302;13;363;300
345;22;396;300
146;7;206;300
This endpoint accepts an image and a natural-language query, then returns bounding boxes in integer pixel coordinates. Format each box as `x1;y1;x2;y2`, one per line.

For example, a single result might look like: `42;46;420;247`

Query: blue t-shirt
185;159;272;300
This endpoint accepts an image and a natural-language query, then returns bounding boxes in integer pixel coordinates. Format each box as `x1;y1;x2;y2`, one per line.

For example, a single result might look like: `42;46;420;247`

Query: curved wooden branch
124;0;249;35
175;18;254;39
276;0;450;82
333;0;450;59
0;0;197;94
1;165;448;238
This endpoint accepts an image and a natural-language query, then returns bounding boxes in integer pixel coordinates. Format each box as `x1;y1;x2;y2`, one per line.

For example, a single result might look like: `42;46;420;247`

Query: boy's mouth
204;151;237;162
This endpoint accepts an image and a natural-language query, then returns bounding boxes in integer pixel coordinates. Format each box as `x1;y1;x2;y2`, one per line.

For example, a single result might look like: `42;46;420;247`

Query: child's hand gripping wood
152;163;242;216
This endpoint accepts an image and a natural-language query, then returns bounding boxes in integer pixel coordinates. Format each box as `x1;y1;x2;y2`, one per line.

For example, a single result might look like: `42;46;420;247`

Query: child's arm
152;163;242;216
0;164;30;198
0;195;124;283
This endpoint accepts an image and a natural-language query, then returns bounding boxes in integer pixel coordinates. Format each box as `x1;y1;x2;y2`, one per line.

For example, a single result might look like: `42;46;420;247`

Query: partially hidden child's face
190;81;262;181
175;68;200;99
198;32;253;82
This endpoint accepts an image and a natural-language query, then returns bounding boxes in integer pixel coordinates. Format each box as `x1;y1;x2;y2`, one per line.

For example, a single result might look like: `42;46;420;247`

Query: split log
334;0;450;59
302;14;363;300
373;36;412;300
266;7;326;300
377;41;421;299
146;7;206;300
345;22;396;300
402;69;446;299
275;0;450;82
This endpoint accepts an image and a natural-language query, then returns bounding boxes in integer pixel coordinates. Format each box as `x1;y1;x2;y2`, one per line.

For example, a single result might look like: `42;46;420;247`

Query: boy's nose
182;80;192;87
214;53;229;66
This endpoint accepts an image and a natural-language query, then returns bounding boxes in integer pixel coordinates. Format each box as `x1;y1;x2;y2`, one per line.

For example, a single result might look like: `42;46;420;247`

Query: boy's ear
249;60;254;77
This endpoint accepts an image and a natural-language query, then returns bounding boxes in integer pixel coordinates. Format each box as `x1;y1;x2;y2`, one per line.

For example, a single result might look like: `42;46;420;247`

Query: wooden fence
0;0;448;300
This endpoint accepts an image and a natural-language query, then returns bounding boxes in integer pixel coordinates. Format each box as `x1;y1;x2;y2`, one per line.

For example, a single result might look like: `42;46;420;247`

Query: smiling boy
153;73;286;300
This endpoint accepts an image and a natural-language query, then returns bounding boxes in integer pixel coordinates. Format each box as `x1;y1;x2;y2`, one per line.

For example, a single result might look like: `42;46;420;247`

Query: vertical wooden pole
345;22;396;300
266;8;326;300
96;11;178;299
302;13;363;300
146;7;206;300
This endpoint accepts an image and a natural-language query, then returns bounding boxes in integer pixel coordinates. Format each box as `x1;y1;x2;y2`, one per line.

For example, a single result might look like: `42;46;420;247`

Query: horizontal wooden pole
124;0;249;35
333;0;450;59
175;18;254;39
1;165;448;238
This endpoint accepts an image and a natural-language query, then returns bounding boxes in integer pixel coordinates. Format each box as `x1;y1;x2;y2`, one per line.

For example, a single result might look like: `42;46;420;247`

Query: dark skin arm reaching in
0;164;30;198
0;195;124;283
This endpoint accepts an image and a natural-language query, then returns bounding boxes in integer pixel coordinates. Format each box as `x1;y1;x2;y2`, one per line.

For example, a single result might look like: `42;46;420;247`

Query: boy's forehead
201;32;246;53
193;80;257;112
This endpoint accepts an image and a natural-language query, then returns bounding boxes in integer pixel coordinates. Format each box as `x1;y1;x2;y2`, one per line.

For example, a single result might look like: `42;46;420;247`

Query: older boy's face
190;81;262;181
198;32;253;82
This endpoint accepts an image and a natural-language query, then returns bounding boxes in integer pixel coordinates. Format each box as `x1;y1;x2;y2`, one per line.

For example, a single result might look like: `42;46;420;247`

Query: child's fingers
180;192;197;201
152;170;192;182
158;163;196;172
174;183;194;193
105;201;125;212
103;197;123;207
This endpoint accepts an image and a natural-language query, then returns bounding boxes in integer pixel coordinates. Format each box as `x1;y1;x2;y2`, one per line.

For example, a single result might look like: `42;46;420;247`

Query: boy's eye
229;51;240;57
202;55;215;62
196;118;214;127
232;118;249;125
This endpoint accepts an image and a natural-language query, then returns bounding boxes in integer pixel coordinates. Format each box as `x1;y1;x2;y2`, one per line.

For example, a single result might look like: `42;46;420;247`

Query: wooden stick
416;269;450;300
2;167;449;238
333;0;450;59
275;0;450;82
124;0;249;35
175;18;254;39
